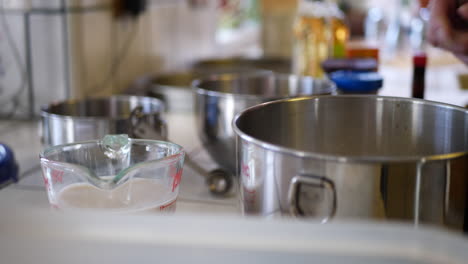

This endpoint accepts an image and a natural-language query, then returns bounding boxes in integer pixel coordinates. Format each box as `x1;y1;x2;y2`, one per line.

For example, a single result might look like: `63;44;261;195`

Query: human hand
428;0;468;64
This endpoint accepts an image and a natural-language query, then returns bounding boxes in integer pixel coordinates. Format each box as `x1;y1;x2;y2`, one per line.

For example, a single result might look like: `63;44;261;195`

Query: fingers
450;33;468;54
428;0;454;49
457;3;468;20
454;52;468;65
428;0;468;55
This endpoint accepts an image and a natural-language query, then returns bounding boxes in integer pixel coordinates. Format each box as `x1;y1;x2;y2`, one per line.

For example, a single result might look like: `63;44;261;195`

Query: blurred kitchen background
0;0;466;120
0;0;467;250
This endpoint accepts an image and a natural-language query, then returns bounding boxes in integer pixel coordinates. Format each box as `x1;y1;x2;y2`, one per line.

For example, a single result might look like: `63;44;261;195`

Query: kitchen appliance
330;71;383;94
40;134;185;212
41;95;166;147
194;71;336;173
233;95;468;232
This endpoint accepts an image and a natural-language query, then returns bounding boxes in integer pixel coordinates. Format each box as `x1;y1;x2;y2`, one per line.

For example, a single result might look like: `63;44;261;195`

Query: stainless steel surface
288;174;337;223
194;72;336;173
41;95;166;147
206;168;234;196
147;72;198;112
192;57;291;74
185;159;233;196
234;95;468;232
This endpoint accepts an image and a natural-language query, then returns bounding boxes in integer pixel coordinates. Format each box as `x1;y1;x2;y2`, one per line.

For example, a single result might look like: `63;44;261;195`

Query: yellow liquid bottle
292;0;330;78
330;15;349;58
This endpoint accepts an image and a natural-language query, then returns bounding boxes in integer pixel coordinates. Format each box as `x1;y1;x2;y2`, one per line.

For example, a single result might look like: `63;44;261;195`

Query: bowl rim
233;95;468;163
40;138;184;160
192;71;337;99
40;138;185;187
40;95;165;121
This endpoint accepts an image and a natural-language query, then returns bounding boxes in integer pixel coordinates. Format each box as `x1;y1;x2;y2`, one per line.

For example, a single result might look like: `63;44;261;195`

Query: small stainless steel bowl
41;95;166;147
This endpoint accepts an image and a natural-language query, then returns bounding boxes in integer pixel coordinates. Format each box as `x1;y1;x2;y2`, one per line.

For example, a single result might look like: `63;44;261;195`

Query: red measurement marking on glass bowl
44;169;64;189
160;198;177;211
243;186;257;206
241;163;250;178
247;193;256;205
43;176;50;189
244;188;256;194
171;166;183;192
51;170;63;184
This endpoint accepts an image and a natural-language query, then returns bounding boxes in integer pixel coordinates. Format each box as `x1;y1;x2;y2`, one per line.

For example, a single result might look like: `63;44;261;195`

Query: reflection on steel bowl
147;72;199;112
194;71;336;173
233;95;468;232
192;57;291;74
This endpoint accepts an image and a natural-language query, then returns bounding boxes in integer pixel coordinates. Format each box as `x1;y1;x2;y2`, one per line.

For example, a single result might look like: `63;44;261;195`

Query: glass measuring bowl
40;135;185;213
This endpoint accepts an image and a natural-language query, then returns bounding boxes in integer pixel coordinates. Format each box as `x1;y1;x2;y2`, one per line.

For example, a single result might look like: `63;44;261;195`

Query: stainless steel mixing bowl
41;95;166;147
233;95;468;232
125;57;291;113
194;71;336;173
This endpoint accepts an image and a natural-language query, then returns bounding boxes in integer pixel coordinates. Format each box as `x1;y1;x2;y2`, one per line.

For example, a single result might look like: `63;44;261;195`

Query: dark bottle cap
322;58;378;73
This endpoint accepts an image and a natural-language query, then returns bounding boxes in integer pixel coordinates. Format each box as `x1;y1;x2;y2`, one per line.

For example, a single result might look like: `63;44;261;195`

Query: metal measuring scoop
128;107;233;196
183;157;233;196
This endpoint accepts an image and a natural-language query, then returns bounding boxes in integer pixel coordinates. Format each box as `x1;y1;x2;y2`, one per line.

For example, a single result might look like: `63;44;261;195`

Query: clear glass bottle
292;0;348;78
292;0;330;78
409;0;429;52
260;0;298;58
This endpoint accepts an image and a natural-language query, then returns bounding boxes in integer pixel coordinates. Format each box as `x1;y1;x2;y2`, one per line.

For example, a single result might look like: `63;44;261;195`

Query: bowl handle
287;174;337;223
128;106;167;140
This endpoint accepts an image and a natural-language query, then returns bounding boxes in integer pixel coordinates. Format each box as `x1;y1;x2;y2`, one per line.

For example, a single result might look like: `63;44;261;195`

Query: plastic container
346;43;380;63
329;70;383;94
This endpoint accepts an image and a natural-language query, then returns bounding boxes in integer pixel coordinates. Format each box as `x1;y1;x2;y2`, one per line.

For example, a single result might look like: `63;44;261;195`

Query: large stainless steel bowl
233;95;468;232
194;72;336;173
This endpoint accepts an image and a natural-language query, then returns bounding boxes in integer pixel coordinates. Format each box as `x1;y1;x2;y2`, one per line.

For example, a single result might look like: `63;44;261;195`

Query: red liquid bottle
411;0;429;99
412;52;427;99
